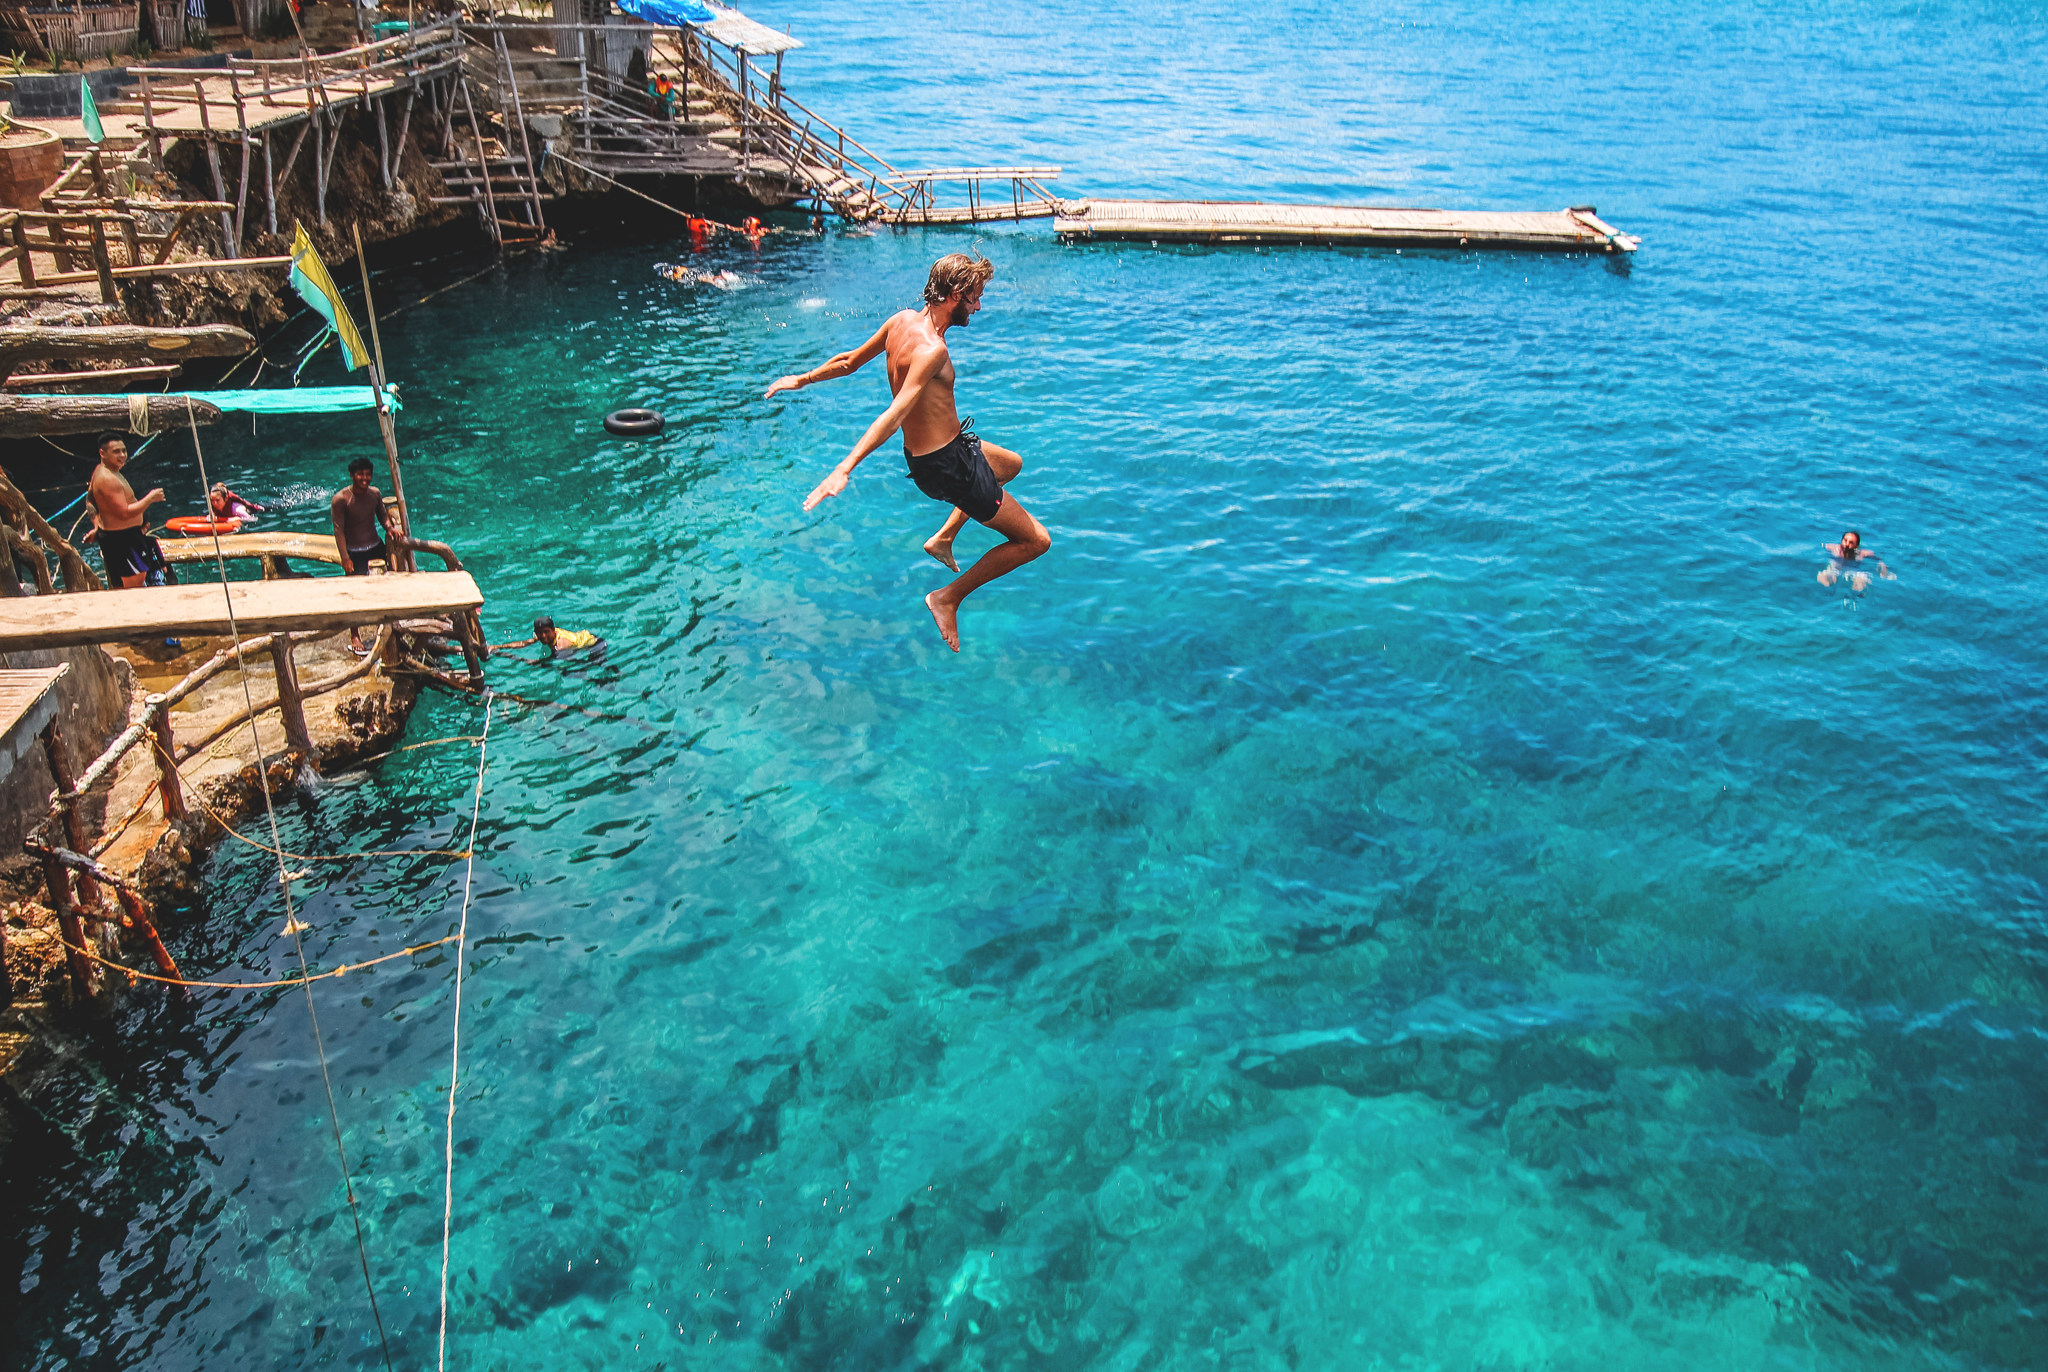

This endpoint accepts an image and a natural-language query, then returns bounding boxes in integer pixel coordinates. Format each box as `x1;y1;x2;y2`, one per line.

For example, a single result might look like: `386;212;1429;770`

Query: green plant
4;51;30;76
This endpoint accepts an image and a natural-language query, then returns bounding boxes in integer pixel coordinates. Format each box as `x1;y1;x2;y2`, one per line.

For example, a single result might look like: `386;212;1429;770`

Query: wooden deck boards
156;531;344;567
1054;199;1639;252
0;664;66;769
0;572;483;652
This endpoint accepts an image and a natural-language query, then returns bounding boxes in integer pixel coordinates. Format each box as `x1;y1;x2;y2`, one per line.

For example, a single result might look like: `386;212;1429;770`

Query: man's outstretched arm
764;317;894;399
803;343;947;510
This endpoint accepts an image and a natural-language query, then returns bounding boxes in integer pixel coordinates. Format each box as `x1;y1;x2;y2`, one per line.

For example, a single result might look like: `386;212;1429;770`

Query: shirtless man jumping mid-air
763;253;1051;651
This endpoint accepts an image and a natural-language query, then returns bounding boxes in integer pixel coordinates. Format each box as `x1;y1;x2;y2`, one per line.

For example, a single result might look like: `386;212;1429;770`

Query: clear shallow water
9;0;2048;1367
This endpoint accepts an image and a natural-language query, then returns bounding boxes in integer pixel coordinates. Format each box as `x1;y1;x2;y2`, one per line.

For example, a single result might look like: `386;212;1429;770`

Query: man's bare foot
925;591;960;651
923;535;958;572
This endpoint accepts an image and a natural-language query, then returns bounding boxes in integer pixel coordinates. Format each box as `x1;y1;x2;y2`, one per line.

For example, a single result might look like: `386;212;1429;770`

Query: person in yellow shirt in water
491;616;603;660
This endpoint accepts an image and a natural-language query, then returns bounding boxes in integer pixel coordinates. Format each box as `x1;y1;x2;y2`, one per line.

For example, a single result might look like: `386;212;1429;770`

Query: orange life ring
165;515;242;535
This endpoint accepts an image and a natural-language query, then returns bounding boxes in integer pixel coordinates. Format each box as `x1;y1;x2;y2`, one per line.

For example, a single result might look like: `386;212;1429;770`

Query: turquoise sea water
9;0;2048;1366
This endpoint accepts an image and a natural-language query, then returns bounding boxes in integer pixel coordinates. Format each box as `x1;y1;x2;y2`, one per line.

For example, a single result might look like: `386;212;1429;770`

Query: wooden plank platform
156;531;343;567
1053;199;1640;252
0;664;66;769
0;572;482;652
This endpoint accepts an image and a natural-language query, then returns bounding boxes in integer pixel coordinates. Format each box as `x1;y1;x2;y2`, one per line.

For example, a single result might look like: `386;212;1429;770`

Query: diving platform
0;571;483;652
1054;199;1640;252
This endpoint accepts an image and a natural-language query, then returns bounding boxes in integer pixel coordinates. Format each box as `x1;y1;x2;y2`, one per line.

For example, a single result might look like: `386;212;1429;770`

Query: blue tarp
614;0;717;27
171;386;402;414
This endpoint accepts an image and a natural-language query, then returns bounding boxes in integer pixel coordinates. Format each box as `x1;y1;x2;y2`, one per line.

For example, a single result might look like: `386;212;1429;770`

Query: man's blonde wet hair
923;253;995;306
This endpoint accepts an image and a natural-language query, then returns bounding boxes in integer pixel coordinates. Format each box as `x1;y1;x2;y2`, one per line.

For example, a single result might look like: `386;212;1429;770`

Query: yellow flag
287;224;371;371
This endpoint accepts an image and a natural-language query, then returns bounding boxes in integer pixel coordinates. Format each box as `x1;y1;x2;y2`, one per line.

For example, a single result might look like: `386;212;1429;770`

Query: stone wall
0;644;132;853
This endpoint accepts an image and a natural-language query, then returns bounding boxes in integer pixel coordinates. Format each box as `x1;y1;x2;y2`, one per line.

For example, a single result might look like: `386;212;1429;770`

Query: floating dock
1053;199;1639;252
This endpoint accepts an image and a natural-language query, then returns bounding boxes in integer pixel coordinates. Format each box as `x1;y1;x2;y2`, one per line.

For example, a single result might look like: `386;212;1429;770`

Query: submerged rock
484;1222;629;1329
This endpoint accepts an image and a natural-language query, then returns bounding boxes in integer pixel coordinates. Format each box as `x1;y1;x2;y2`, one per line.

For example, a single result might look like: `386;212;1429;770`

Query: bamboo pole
350;222;415;571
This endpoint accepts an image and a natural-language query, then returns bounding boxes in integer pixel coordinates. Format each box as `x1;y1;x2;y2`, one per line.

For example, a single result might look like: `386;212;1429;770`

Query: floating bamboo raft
1053;199;1640;252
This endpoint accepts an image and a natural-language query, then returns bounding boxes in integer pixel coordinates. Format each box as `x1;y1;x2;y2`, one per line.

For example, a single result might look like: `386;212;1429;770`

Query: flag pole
351;222;416;572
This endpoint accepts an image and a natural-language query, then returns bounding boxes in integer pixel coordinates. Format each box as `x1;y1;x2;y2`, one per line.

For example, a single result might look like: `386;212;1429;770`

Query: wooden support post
313;107;330;228
116;213;139;268
45;217;76;274
141;71;161;166
202;142;235;248
233;137;252;255
39;722;101;909
88;148;107;199
11;218;36;288
454;608;485;687
277;116;313;207
39;849;94;1000
87;218;117;305
147;698;185;821
321;115;348;227
457;74;501;246
262;130;277;236
495;30;545;228
114;886;182;985
578;56;591;152
392;90;416;184
375;91;391;188
268;634;315;763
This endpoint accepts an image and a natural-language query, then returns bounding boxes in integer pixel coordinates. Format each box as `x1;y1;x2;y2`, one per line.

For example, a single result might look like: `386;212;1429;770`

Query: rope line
438;694;493;1372
181;757;480;862
548;151;806;235
56;932;459;989
184;399;397;1372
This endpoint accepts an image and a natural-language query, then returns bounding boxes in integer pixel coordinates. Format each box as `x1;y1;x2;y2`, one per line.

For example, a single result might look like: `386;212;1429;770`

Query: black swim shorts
98;525;170;585
345;541;389;576
905;423;1004;525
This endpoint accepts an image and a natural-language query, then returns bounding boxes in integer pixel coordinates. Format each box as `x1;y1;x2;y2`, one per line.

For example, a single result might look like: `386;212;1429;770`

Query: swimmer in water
209;481;265;521
490;615;604;661
655;263;746;289
1817;529;1895;592
762;252;1050;652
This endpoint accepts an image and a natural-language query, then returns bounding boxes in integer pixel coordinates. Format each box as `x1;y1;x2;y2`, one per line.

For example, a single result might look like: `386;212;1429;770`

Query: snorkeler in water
1817;530;1895;592
761;252;1051;652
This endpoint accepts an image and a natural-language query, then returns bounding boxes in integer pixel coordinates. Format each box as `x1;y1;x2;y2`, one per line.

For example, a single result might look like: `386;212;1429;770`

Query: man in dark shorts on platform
332;455;398;653
331;456;396;576
763;253;1051;651
87;432;171;589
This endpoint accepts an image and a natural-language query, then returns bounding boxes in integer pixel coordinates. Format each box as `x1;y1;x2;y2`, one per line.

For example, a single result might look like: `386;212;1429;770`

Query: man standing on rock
763;253;1051;651
88;432;170;590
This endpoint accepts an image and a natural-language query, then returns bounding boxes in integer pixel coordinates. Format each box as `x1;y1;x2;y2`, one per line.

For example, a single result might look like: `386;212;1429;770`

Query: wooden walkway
0;665;66;770
0;572;482;652
1053;199;1640;252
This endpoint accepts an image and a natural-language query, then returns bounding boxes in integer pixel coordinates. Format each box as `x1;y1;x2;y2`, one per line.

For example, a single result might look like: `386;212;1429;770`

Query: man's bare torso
90;466;142;531
884;309;961;456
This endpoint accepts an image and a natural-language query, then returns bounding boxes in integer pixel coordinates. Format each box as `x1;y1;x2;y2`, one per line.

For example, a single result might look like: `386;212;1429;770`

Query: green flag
79;76;103;145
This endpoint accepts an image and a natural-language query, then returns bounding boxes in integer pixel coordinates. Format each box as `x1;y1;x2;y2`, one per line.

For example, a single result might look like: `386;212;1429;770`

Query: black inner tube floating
604;408;665;437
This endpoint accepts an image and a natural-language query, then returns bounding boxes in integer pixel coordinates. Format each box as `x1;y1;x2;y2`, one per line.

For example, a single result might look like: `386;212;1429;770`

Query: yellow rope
183;779;477;861
58;932;459;990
